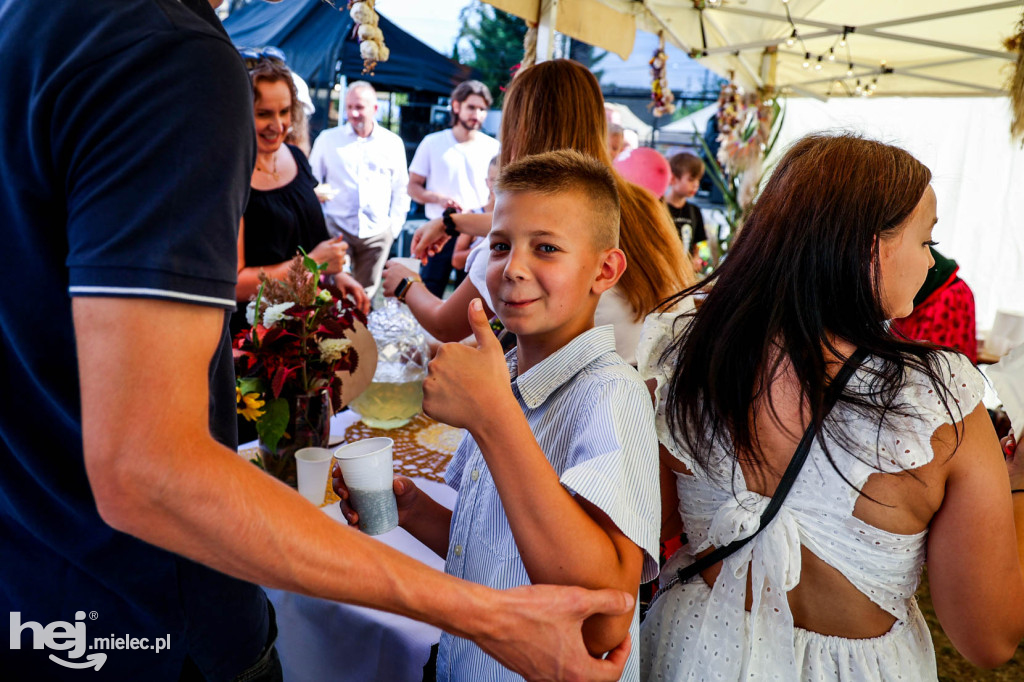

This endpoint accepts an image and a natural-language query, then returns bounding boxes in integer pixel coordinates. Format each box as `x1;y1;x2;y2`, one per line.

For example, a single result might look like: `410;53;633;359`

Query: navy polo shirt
0;0;268;678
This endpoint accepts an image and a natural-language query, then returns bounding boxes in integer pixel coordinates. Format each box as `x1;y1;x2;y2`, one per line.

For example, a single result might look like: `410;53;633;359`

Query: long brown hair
662;133;963;482
500;59;692;319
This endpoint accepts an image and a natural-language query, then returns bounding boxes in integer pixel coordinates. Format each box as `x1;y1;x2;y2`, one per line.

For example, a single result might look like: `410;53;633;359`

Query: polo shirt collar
509;325;616;409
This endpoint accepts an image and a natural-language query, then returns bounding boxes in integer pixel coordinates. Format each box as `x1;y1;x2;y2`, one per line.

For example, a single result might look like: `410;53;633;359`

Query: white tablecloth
246;410;457;681
267;480;455;681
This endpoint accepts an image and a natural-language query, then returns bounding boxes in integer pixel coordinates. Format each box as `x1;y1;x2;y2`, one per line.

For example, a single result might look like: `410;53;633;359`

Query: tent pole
700;31;835;56
760;46;778;97
860;1;1022;30
701;11;763;89
535;0;559;63
714;4;1012;62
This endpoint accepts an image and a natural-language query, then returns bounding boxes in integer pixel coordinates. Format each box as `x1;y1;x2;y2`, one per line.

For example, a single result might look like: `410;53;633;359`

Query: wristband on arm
442;207;459;237
395;274;422;303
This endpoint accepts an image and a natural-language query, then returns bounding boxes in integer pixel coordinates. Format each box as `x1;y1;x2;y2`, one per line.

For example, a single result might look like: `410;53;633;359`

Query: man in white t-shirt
309;81;410;297
408;80;499;297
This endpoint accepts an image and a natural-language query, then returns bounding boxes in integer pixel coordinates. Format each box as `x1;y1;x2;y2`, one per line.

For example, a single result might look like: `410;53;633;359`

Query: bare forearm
472;411;636;653
450;211;492;238
470;406;635;593
401;493;453;558
236;261;291;302
74;297;499;642
1015;493;1024;571
89;432;496;635
405;279;478;342
408;183;446;207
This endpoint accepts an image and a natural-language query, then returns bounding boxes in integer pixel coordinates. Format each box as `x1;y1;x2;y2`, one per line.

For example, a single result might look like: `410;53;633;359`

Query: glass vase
258;389;332;487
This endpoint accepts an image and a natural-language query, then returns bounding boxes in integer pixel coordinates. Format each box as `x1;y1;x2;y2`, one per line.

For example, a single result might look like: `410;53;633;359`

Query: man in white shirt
408;80;499;297
309;81;410;297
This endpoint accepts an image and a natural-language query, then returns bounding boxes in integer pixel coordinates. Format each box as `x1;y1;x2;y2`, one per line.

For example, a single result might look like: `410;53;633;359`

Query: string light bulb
815;56;823;70
802;52;811;69
828;48;836;62
847;63;854;77
785;29;796;47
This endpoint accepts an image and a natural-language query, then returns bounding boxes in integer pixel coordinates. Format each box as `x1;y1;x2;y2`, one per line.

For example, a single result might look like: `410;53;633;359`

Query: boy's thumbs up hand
422;299;512;432
468;296;501;353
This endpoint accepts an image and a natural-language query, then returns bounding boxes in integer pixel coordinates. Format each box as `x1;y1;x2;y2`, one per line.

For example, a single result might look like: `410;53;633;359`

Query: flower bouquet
234;253;366;485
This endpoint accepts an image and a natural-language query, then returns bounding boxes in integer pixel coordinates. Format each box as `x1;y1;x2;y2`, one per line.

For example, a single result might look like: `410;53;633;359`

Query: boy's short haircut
669;152;705;180
495;150;620;250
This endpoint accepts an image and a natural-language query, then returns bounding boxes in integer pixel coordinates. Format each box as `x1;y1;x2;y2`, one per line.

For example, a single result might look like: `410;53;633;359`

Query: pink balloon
613;147;671;197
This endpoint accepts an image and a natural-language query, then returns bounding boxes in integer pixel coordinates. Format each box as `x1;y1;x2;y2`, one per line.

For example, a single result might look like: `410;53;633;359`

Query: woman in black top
233;57;367;336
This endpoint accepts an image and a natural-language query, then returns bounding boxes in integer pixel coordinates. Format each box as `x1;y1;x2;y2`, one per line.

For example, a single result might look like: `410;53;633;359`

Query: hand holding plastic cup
295;447;334;505
314;183;339;202
333;437;399;535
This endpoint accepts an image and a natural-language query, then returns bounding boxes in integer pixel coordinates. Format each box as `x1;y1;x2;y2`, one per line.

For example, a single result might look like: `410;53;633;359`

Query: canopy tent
223;0;474;95
487;1;1019;99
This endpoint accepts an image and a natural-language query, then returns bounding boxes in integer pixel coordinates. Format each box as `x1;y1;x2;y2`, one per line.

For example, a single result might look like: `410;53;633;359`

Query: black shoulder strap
674;347;868;584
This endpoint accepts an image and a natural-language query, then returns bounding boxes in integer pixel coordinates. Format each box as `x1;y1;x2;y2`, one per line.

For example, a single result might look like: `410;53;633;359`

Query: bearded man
407;80;499;297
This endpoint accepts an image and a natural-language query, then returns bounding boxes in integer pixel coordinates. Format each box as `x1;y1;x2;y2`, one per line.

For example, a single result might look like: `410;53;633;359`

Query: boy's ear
591;248;627;295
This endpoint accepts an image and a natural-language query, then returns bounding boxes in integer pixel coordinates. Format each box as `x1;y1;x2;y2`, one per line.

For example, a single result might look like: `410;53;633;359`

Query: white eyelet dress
636;311;985;681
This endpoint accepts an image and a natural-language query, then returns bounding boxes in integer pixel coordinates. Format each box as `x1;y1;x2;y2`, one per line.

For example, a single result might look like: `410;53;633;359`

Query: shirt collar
509;326;616;409
346;121;378;140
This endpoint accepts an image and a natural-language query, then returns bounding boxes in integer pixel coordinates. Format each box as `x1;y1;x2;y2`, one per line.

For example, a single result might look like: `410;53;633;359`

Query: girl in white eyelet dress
637;134;1024;681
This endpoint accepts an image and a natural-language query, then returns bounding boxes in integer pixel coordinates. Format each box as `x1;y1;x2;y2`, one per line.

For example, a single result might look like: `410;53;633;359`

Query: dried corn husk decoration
1005;13;1024;144
348;0;388;74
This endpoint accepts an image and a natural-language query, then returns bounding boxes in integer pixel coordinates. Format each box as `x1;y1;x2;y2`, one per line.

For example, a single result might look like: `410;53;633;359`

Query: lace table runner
240;413;463;507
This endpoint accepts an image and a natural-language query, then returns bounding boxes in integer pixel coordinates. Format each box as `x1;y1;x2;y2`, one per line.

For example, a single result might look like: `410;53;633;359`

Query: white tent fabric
486;1;1019;98
768;96;1024;331
598;1;1018;98
660;103;717;133
606;102;654;139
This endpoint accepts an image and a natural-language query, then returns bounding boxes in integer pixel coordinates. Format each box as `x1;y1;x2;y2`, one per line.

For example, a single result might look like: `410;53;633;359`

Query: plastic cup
333;438;399;535
295;447;334;505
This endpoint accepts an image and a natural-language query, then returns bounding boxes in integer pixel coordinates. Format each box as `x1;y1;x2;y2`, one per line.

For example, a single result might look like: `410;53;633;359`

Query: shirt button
470;469;480;482
453;545;463;557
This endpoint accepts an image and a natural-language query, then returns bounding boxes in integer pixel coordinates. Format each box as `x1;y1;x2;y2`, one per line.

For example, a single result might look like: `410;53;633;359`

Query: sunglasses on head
238;46;287;70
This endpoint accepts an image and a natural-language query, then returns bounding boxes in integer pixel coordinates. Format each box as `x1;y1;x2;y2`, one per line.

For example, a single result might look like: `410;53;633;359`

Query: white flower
245;300;257;327
318;337;353;363
317;288;333;303
262;302;295;329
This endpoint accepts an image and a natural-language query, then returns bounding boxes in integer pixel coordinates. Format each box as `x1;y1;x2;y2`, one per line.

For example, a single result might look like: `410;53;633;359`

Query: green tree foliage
454;1;527;104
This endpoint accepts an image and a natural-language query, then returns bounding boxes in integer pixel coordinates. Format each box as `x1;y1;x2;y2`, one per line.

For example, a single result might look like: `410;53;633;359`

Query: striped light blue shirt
438;325;661;682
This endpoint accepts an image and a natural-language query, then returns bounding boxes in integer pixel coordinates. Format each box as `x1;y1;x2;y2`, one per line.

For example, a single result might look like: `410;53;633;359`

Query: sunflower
236;387;266;422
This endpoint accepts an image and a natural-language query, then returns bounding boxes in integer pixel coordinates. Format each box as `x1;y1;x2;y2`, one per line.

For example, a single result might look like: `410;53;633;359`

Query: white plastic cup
295;447;334;506
333;437;398;535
